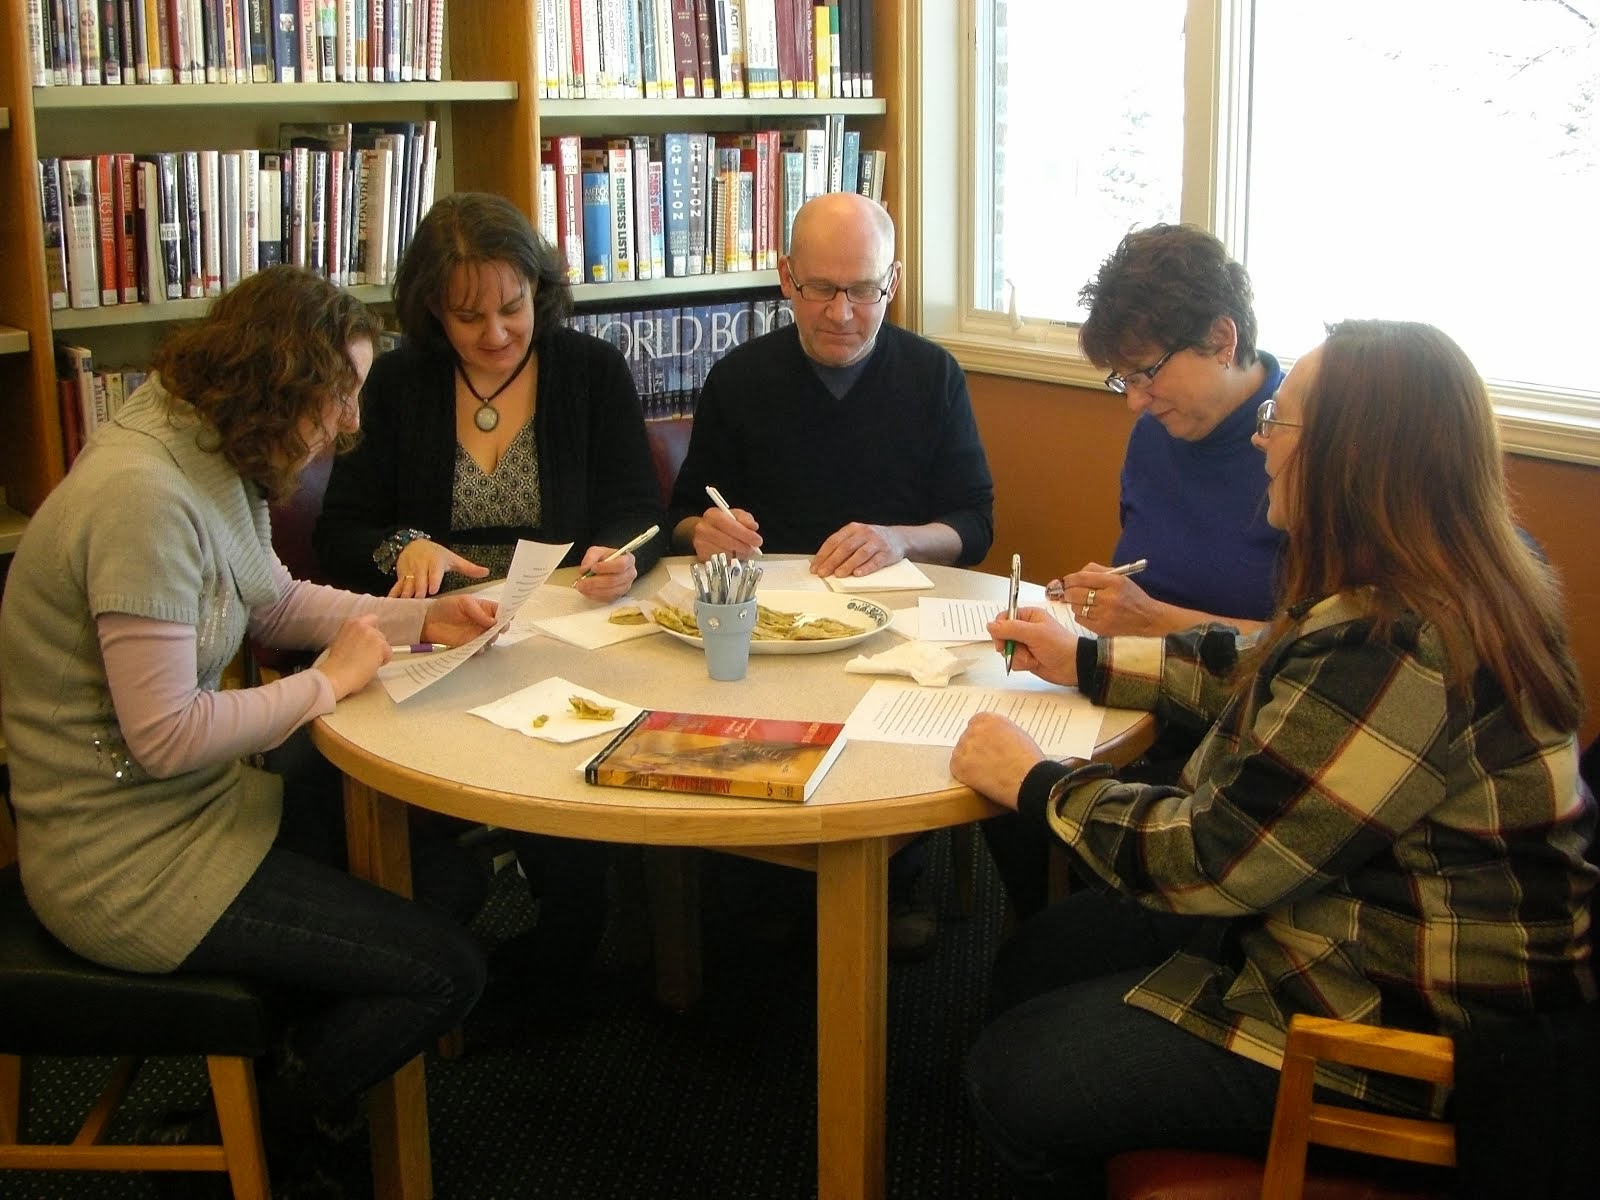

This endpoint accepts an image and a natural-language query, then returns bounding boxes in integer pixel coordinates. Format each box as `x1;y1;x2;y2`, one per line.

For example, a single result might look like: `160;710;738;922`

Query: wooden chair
0;798;273;1198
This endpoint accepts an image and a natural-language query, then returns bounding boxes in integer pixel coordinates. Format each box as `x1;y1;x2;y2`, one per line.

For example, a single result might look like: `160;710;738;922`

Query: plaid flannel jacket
1031;592;1596;1115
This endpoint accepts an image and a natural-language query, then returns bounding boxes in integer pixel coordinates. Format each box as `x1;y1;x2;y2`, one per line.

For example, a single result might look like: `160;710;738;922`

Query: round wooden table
313;560;1154;1200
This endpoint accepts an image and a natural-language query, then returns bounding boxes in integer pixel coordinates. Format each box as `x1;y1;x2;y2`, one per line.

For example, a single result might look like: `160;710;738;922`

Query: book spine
76;0;102;84
240;147;261;276
629;134;652;280
245;0;269;78
199;148;221;295
114;152;138;302
25;0;49;84
668;0;696;96
554;134;583;283
223;0;243;81
125;0;146;82
684;132;706;275
605;140;634;281
220;150;241;288
180;150;204;298
353;0;367;80
92;155;117;306
662;132;688;277
647;159;666;281
145;0;170;82
257;151;284;267
426;0;442;80
38;159;70;310
692;0;714;96
269;0;294;78
654;0;676;101
155;152;183;298
99;0;122;84
200;0;218;81
580;168;610;283
297;0;315;81
61;159;100;309
857;0;870;96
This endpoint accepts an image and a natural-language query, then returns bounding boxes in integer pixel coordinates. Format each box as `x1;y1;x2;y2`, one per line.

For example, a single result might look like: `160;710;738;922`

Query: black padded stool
0;863;273;1198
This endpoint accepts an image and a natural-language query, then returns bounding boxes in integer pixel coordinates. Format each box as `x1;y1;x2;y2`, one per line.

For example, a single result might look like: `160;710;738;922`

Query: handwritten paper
377;540;571;702
842;679;1106;759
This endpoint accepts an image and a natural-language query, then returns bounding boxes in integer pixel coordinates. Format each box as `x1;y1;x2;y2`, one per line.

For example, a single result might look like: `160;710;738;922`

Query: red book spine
94;155;119;307
114;153;139;303
566;0;584;97
669;0;698;98
693;0;716;97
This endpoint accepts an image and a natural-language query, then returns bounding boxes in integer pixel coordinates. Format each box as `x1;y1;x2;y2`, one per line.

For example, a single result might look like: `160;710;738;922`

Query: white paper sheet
377;540;572;702
666;558;829;593
914;597;1008;644
823;559;935;592
467;676;642;744
842;679;1106;758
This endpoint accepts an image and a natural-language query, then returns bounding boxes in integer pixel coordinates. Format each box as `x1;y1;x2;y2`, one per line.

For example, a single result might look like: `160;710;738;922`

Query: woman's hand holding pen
390;538;490;599
318;615;394;700
1046;561;1156;635
986;607;1080;687
573;544;638;602
693;504;764;562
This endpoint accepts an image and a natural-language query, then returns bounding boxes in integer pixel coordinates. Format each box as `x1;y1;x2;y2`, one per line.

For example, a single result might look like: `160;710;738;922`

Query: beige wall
966;373;1600;745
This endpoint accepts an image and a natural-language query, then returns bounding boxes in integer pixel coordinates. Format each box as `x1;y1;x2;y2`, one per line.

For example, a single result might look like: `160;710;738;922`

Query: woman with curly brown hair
0;265;493;1195
953;319;1593;1199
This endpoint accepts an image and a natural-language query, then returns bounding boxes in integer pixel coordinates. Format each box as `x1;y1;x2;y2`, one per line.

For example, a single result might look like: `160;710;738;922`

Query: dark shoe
888;895;939;962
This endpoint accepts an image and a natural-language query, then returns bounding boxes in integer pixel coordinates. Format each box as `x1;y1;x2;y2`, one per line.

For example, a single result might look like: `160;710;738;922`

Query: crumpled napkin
844;640;969;687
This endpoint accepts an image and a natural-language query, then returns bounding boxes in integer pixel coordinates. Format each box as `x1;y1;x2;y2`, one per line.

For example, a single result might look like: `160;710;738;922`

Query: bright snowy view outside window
987;2;1599;396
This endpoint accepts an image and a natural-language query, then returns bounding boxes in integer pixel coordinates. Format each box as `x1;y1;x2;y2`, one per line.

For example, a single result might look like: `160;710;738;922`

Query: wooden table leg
343;775;432;1200
643;846;704;1011
815;838;887;1200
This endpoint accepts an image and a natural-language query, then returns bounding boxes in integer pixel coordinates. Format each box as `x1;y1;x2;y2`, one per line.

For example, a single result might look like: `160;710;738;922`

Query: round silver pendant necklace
457;342;535;432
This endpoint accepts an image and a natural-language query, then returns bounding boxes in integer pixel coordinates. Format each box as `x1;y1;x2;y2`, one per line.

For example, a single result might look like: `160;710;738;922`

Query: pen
1045;558;1149;601
576;523;661;582
390;643;447;654
704;485;763;557
1003;553;1021;675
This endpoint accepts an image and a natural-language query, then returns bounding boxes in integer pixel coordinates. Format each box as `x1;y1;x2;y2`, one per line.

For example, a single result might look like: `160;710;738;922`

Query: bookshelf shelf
0;326;27;355
571;270;780;305
50;286;396;331
540;99;886;120
32;81;519;112
0;502;27;555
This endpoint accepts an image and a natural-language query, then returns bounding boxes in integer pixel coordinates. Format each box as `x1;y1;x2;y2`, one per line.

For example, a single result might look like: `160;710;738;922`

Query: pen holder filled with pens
695;600;758;680
692;553;762;681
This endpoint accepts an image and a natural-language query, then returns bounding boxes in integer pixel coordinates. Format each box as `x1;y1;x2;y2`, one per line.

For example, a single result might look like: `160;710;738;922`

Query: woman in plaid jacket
953;319;1594;1198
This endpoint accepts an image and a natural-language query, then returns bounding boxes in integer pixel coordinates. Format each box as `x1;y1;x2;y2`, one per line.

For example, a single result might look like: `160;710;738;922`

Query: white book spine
25;0;48;85
200;149;222;296
220;151;242;289
240;148;261;277
61;159;100;311
77;0;103;85
339;0;356;79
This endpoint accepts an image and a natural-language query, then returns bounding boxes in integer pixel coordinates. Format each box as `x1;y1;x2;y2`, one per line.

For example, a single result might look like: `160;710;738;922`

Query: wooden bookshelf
0;2;907;520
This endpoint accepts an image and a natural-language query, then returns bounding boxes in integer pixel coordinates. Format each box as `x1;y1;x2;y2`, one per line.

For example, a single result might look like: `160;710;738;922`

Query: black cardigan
314;326;666;596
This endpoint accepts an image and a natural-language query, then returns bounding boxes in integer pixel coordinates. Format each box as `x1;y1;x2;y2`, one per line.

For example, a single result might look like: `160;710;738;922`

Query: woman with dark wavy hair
314;191;665;601
0;265;493;1194
952;319;1593;1198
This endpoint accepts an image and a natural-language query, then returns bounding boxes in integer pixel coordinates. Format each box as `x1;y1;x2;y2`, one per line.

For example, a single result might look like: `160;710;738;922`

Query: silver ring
1086;588;1097;608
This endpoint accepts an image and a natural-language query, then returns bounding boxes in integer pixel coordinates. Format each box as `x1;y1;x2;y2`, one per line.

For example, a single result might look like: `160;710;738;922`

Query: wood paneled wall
966;373;1600;745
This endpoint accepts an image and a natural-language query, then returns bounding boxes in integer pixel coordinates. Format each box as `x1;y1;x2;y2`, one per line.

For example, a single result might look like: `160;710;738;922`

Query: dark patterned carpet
2;830;1022;1200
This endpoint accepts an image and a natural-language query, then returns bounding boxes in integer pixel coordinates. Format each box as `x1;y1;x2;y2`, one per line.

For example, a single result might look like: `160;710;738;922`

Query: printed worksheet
377;540;572;702
842;679;1105;759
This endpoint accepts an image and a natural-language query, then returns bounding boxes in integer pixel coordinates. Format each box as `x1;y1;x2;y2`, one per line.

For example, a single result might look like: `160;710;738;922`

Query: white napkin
532;601;664;650
823;560;935;592
844;640;971;687
467;676;641;744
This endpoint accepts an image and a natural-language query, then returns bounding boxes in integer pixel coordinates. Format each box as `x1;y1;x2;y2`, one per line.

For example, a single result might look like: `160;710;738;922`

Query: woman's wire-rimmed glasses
1104;346;1184;394
1256;397;1302;438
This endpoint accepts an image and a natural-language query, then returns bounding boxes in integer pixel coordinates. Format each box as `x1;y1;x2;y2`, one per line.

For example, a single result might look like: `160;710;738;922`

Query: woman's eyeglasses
1104;346;1184;395
1255;397;1302;438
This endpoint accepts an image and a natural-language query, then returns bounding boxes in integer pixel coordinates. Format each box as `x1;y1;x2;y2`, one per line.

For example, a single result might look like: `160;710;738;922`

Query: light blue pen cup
695;599;758;681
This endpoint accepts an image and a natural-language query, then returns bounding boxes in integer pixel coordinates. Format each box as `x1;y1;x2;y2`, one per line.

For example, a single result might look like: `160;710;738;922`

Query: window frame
909;1;1600;467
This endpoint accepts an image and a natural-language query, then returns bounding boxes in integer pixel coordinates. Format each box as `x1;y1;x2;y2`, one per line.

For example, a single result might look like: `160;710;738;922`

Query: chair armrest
1286;1014;1455;1085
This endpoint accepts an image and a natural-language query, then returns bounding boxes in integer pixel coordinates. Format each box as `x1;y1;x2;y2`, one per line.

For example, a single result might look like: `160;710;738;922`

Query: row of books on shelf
38;120;437;310
55;292;790;464
27;0;446;88
541;118;884;286
571;296;792;420
536;0;873;101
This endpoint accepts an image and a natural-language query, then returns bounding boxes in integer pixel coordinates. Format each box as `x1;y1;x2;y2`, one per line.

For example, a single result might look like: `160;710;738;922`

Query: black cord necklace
456;341;536;432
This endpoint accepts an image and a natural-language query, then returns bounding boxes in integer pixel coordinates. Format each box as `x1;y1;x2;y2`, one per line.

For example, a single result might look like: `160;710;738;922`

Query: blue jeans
965;891;1280;1198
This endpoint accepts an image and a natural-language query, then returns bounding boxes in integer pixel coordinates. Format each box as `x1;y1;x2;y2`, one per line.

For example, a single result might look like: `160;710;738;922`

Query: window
919;2;1600;461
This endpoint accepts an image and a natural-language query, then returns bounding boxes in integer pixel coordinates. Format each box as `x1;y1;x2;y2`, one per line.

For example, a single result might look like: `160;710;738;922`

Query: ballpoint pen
1045;558;1149;601
390;643;447;654
1003;553;1021;675
704;485;763;557
575;524;661;582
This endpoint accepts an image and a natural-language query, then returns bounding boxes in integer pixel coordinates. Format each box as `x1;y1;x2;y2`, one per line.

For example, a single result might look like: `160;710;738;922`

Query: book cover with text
585;710;847;802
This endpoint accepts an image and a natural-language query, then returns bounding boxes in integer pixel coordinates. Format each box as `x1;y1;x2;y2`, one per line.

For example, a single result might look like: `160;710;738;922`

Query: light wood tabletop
312;559;1155;1200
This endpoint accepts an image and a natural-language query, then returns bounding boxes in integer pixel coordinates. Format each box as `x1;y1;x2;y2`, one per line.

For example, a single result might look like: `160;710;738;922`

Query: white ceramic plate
657;590;893;656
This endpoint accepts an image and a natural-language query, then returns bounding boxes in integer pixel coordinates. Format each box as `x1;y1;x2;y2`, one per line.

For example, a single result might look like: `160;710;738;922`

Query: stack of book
540;119;885;287
536;0;874;101
569;296;792;420
37;121;436;310
53;342;150;464
26;0;448;88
